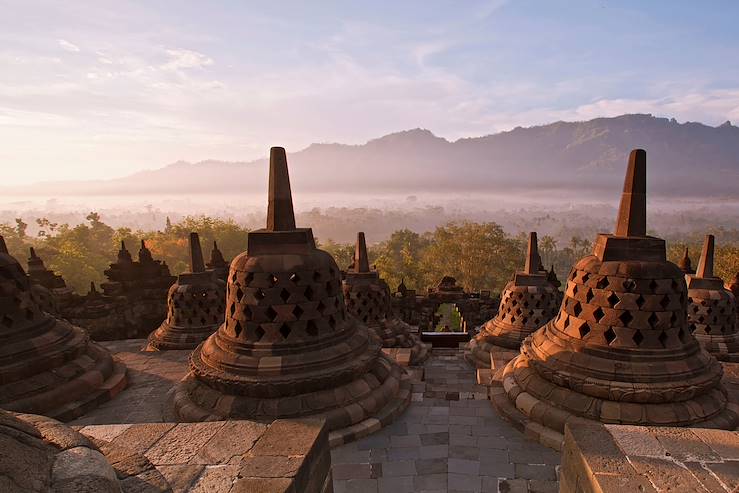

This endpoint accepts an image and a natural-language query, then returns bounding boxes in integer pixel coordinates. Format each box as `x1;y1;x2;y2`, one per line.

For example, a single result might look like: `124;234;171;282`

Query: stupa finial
353;232;370;273
695;234;715;279
266;147;296;232
614;149;647;237
524;232;539;275
121;240;127;251
0;236;7;254
189;232;205;273
30;247;38;258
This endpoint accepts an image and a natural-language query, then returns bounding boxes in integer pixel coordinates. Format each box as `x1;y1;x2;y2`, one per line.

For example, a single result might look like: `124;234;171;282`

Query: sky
1;0;738;185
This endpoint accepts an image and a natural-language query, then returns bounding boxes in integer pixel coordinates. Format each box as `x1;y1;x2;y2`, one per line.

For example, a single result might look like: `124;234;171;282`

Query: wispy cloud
57;39;80;52
161;49;213;71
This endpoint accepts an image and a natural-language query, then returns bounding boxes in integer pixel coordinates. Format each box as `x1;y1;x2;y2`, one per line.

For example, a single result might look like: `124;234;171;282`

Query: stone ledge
560;421;739;492
79;418;332;493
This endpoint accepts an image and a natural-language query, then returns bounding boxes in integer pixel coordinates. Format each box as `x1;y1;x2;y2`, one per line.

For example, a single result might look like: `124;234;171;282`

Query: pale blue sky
1;0;738;184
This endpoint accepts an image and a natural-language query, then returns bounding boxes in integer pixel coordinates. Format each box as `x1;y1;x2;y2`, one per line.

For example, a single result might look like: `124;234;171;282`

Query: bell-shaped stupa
490;150;738;449
172;148;409;446
206;240;230;281
678;247;694;274
0;236;127;420
145;232;226;351
465;232;560;368
343;232;430;365
686;235;739;362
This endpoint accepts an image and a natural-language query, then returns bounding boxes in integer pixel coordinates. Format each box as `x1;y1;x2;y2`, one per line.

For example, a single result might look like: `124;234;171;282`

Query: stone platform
330;348;560;493
561;421;739;492
70;341;561;492
76;418;332;493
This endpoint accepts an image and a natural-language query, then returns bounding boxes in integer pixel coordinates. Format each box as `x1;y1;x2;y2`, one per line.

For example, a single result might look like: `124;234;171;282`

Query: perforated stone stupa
466;232;560;368
490;150;739;449
206;240;230;281
343;232;430;366
145;232;226;351
678;246;694;274
686;234;739;362
0;236;127;421
172;147;410;447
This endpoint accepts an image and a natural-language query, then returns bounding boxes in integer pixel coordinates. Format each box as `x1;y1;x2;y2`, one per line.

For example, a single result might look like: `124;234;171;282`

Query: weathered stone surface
145;232;226;352
172;148;408;446
561;420;739;493
491;150;738;449
686;235;739;362
343;232;430;366
0;239;128;421
466;232;560;368
145;422;225;465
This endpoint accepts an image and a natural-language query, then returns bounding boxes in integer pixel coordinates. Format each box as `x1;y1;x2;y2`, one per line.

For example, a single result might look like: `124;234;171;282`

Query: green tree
419;222;522;293
374;229;430;292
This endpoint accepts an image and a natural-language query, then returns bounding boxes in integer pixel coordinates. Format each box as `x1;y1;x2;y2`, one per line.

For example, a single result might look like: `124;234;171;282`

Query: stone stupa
678;246;694;274
0;236;127;421
206;240;230;281
144;232;226;351
465;232;560;369
172;147;410;447
490;149;738;449
343;232;430;366
686;234;739;362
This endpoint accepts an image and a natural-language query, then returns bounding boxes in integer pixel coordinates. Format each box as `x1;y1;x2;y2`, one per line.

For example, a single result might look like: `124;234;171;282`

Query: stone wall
560;421;739;492
77;418;334;492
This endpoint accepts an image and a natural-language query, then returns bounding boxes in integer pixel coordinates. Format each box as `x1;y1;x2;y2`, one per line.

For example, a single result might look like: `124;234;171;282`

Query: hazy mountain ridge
5;114;739;198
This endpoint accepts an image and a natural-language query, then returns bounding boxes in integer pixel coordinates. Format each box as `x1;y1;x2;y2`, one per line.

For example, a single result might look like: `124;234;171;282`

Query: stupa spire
266;147;296;231
353;232;370;273
0;235;7;254
30;247;38;259
524;232;539;275
614;149;647;237
695;234;715;279
679;247;693;273
189;232;205;273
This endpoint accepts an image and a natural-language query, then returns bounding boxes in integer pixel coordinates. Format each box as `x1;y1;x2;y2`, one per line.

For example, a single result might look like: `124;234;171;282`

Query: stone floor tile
344;478;379;493
414;473;448;490
420;432;449;446
378;476;414;492
448;458;480;475
420;444;448;459
449;472;482;491
332;463;372;480
415;458;447;475
514;463;557;481
387;447;421;460
449;445;480;460
528;479;559;492
381;459;415;477
481;476;500;492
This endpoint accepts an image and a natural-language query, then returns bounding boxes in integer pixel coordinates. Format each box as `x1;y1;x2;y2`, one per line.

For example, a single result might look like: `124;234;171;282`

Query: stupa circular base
695;333;739;363
464;337;495;368
172;351;410;447
0;323;128;422
375;319;431;366
490;353;739;451
143;321;219;351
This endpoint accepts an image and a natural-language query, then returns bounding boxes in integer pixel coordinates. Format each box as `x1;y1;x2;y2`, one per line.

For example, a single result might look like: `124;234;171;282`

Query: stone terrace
72;342;561;492
330;348;560;493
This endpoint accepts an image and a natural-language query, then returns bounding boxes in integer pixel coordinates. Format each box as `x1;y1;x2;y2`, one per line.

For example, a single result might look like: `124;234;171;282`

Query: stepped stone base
77;418;334;493
560;421;739;492
490;357;739;451
172;352;411;448
464;338;519;370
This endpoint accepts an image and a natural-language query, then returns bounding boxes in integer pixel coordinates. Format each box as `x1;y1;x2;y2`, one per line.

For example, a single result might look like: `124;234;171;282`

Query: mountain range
4;114;739;198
